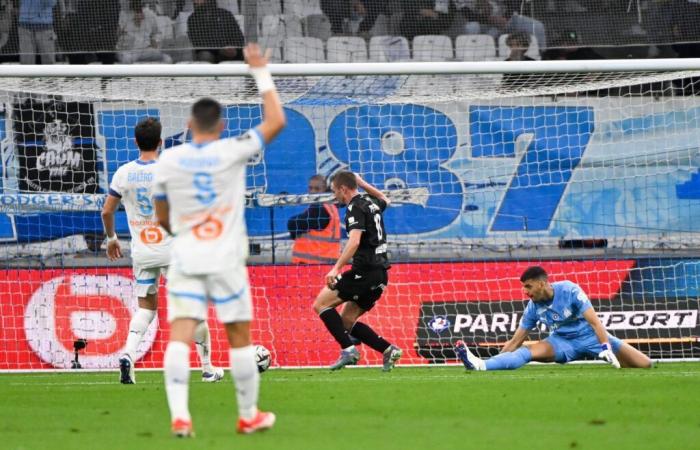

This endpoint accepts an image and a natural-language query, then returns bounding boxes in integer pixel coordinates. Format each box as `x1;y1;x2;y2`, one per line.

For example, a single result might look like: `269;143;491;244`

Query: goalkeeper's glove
598;342;621;369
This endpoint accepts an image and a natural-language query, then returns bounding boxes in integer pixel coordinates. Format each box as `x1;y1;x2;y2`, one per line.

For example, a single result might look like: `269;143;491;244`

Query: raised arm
245;43;286;144
355;173;389;206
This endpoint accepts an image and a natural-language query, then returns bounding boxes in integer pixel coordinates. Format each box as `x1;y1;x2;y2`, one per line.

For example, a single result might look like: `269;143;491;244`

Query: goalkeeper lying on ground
455;266;652;371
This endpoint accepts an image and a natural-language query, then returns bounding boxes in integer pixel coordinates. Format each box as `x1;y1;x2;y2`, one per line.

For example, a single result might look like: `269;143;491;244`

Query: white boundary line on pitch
5;369;700;386
2;358;699;374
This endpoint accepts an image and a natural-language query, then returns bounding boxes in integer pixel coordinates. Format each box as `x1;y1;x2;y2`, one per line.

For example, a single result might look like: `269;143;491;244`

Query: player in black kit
312;171;402;371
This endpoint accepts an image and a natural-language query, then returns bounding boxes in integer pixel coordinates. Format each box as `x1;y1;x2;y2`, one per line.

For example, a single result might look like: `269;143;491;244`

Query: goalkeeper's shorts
545;331;623;363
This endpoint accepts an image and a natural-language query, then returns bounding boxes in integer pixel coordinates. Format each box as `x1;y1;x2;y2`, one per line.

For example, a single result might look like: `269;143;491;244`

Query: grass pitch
2;363;699;450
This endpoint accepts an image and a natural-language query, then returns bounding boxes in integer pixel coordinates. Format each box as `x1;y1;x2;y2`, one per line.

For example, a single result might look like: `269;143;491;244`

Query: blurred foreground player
153;43;286;437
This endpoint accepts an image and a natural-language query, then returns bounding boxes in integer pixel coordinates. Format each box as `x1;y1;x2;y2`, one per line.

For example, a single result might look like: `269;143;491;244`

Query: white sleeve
225;128;265;165
109;167;125;198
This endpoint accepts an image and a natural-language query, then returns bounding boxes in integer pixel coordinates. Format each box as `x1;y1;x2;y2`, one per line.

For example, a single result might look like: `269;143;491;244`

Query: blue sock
484;347;532;371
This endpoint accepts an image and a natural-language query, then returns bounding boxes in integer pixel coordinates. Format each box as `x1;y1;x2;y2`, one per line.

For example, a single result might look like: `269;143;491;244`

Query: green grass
2;364;700;450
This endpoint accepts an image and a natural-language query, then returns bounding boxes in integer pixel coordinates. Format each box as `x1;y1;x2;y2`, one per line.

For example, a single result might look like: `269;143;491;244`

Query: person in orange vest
288;175;341;264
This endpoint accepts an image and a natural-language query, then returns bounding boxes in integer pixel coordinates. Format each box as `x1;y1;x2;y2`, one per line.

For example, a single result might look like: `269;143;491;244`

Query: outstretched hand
244;43;272;69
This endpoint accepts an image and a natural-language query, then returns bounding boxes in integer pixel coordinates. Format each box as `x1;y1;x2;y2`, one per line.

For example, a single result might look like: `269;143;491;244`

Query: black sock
350;322;391;353
319;308;353;349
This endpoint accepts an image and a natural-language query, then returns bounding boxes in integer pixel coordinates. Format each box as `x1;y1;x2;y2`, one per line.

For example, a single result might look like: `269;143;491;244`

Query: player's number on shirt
374;213;383;240
193;172;217;206
136;187;153;215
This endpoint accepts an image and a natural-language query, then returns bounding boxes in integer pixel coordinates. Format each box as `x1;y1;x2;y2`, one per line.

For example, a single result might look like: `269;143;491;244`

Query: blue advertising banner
2;96;700;244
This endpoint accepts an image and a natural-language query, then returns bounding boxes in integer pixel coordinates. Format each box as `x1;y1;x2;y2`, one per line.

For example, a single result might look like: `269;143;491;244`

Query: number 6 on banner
140;227;163;244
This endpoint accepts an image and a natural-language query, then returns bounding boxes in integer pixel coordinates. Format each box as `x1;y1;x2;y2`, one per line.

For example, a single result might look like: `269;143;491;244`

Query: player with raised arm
101;117;223;385
455;266;653;371
153;43;286;437
312;171;402;372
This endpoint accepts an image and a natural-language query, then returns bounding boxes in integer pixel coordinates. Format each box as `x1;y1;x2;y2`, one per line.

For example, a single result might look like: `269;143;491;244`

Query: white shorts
166;264;253;324
133;264;167;298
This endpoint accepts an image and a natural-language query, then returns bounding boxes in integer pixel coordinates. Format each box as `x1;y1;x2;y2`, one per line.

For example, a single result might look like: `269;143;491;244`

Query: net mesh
1;68;700;370
2;0;700;64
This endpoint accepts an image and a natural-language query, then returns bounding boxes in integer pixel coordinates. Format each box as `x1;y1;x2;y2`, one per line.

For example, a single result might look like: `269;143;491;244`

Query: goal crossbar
2;58;700;77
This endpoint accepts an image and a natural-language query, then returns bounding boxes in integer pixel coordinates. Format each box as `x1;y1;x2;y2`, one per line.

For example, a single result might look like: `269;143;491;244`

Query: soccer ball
254;344;271;373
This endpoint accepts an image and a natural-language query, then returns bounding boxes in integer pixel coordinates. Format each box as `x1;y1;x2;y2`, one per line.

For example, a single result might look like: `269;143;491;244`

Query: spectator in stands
542;31;602;61
355;0;391;35
187;0;243;63
64;0;120;64
117;0;172;63
668;0;700;94
401;0;455;41
0;0;14;54
504;31;532;61
18;0;56;64
288;175;341;264
454;0;546;50
501;32;536;89
321;0;353;35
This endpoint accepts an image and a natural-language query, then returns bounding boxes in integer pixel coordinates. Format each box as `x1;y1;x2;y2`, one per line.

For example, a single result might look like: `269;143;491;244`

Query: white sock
194;320;213;372
229;346;259;421
124;308;156;361
164;341;191;422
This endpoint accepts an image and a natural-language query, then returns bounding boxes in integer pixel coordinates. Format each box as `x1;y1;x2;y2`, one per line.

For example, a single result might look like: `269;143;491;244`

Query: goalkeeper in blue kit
455;266;652;371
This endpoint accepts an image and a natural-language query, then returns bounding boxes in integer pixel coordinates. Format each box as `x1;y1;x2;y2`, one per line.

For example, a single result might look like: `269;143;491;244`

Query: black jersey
344;193;389;271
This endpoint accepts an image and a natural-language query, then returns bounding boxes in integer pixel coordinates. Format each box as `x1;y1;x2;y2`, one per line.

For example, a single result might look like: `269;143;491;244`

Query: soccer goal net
0;60;699;371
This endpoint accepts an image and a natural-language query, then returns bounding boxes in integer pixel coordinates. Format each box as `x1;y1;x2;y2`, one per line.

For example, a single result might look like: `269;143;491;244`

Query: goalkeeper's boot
119;355;135;384
454;340;486;371
201;367;225;383
329;346;360;371
171;418;194;438
382;345;402;372
237;410;276;434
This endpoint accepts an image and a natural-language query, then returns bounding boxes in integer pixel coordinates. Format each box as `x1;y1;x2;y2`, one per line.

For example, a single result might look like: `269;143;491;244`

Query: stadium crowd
1;0;699;65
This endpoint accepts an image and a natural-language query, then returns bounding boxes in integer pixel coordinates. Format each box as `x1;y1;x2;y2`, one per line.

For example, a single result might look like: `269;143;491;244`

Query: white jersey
109;159;173;268
152;129;263;275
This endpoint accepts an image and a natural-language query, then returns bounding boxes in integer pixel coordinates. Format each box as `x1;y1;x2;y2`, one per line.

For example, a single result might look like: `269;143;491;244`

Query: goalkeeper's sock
230;345;260;421
124;308;156;361
319;308;353;349
193;320;213;372
484;347;532;371
164;341;191;421
350;321;391;353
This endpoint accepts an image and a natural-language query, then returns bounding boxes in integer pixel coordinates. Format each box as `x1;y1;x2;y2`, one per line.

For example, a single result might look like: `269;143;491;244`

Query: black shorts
334;268;388;311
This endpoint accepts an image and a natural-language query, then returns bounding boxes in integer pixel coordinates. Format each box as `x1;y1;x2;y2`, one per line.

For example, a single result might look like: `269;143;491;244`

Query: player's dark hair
191;97;222;133
331;171;357;190
520;266;548;282
134;117;161;152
